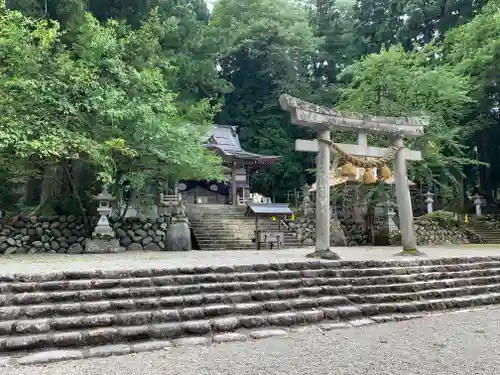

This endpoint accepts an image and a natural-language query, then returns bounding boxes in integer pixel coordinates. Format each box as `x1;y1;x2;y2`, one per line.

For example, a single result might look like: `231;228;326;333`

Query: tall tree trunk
30;163;62;216
64;162;91;233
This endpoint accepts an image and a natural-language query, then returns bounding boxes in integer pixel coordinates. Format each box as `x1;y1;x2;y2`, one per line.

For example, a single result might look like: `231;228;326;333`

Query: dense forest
0;0;499;215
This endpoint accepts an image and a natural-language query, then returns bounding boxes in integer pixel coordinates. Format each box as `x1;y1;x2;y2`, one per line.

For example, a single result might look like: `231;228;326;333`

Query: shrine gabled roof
204;125;281;164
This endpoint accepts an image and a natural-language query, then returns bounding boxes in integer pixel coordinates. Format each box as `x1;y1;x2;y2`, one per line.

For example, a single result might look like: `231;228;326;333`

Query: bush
417;210;460;227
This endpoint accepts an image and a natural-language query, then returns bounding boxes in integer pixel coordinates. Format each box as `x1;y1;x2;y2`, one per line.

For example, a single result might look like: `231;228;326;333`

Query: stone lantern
473;194;482;216
375;197;399;246
85;186;122;253
425;191;434;214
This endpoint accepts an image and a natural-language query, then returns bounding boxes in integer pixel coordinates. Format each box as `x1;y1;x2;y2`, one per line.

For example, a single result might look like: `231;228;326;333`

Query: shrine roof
246;202;293;215
204;125;281;165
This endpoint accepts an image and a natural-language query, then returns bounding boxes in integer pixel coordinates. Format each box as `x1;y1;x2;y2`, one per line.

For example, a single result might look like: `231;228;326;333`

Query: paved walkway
1;245;500;275
4;307;500;375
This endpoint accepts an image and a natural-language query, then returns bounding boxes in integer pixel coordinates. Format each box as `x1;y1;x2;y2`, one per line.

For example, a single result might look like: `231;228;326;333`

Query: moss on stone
417;211;459;227
395;249;427;257
306;249;341;260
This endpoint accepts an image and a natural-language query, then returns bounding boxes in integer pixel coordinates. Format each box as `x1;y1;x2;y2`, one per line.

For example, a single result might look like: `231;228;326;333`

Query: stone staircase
466;220;500;244
186;204;302;250
3;256;500;365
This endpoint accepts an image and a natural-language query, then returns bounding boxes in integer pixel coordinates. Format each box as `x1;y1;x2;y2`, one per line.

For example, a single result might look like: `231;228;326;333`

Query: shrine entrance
280;94;428;258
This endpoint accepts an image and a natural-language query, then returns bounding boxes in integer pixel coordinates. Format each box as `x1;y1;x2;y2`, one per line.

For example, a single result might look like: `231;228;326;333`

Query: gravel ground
1;245;500;275
4;308;500;375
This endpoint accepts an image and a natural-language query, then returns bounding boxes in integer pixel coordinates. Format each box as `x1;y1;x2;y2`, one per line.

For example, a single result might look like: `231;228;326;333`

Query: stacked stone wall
0;215;175;254
286;215;481;247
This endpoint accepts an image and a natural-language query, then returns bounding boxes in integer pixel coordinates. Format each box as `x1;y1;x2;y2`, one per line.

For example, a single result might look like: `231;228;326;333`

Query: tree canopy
1;0;500;212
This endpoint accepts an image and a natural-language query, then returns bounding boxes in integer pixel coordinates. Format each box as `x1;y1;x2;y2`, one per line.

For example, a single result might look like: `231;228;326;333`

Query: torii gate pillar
315;129;332;254
393;136;417;251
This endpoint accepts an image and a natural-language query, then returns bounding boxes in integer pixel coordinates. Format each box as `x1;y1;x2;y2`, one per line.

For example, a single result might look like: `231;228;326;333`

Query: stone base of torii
279;94;430;259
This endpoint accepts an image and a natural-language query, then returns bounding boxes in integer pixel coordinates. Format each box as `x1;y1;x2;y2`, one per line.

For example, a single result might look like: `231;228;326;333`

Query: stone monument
280;94;428;258
85;187;123;253
165;199;192;251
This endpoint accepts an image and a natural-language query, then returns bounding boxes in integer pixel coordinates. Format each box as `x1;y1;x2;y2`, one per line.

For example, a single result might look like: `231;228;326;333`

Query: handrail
280;219;291;231
237;195;251;206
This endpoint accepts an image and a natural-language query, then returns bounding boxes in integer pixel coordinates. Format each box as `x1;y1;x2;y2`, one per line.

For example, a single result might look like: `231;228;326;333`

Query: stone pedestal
85;239;122;253
165;217;192;251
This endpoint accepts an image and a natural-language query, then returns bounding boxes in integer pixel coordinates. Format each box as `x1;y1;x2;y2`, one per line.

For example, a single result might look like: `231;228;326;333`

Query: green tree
443;0;500;200
337;45;477;199
352;0;487;55
211;0;323;199
0;5;223;217
309;0;358;105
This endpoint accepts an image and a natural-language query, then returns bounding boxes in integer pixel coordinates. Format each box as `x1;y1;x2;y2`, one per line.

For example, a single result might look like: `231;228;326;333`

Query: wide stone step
2;292;500;356
197;247;281;251
4;257;500;363
196;240;255;245
0;307;353;352
4;261;500;290
4;257;500;284
195;239;301;245
190;224;288;229
193;236;297;241
193;230;296;235
8;312;428;364
190;222;291;226
196;243;302;249
194;237;255;241
4;270;500;309
3;279;500;320
197;244;257;250
0;296;354;330
194;241;300;247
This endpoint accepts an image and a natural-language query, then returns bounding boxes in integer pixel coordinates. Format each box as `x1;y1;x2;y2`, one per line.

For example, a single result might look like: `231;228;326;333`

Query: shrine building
177;125;281;205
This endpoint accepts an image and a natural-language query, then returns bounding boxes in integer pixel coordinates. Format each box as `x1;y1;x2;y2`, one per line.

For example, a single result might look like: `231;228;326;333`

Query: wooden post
255;215;260;250
231;165;238;206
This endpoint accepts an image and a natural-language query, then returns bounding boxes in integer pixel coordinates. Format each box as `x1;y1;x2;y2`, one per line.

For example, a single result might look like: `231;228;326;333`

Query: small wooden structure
245;202;293;250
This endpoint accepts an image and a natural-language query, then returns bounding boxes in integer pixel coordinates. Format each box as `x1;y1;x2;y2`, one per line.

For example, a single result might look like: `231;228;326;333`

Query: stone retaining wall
0;215;176;255
0;215;86;255
414;220;470;245
287;215;481;247
110;216;170;251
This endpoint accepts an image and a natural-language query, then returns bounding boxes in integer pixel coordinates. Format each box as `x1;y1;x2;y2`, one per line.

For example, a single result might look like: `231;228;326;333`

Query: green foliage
0;4;225;212
2;0;500;211
352;0;487;54
212;0;322;198
417;210;460;227
0;167;22;211
337;45;479;189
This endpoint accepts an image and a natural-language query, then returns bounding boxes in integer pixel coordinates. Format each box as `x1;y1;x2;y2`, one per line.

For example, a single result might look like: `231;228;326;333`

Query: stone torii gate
279;94;429;257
